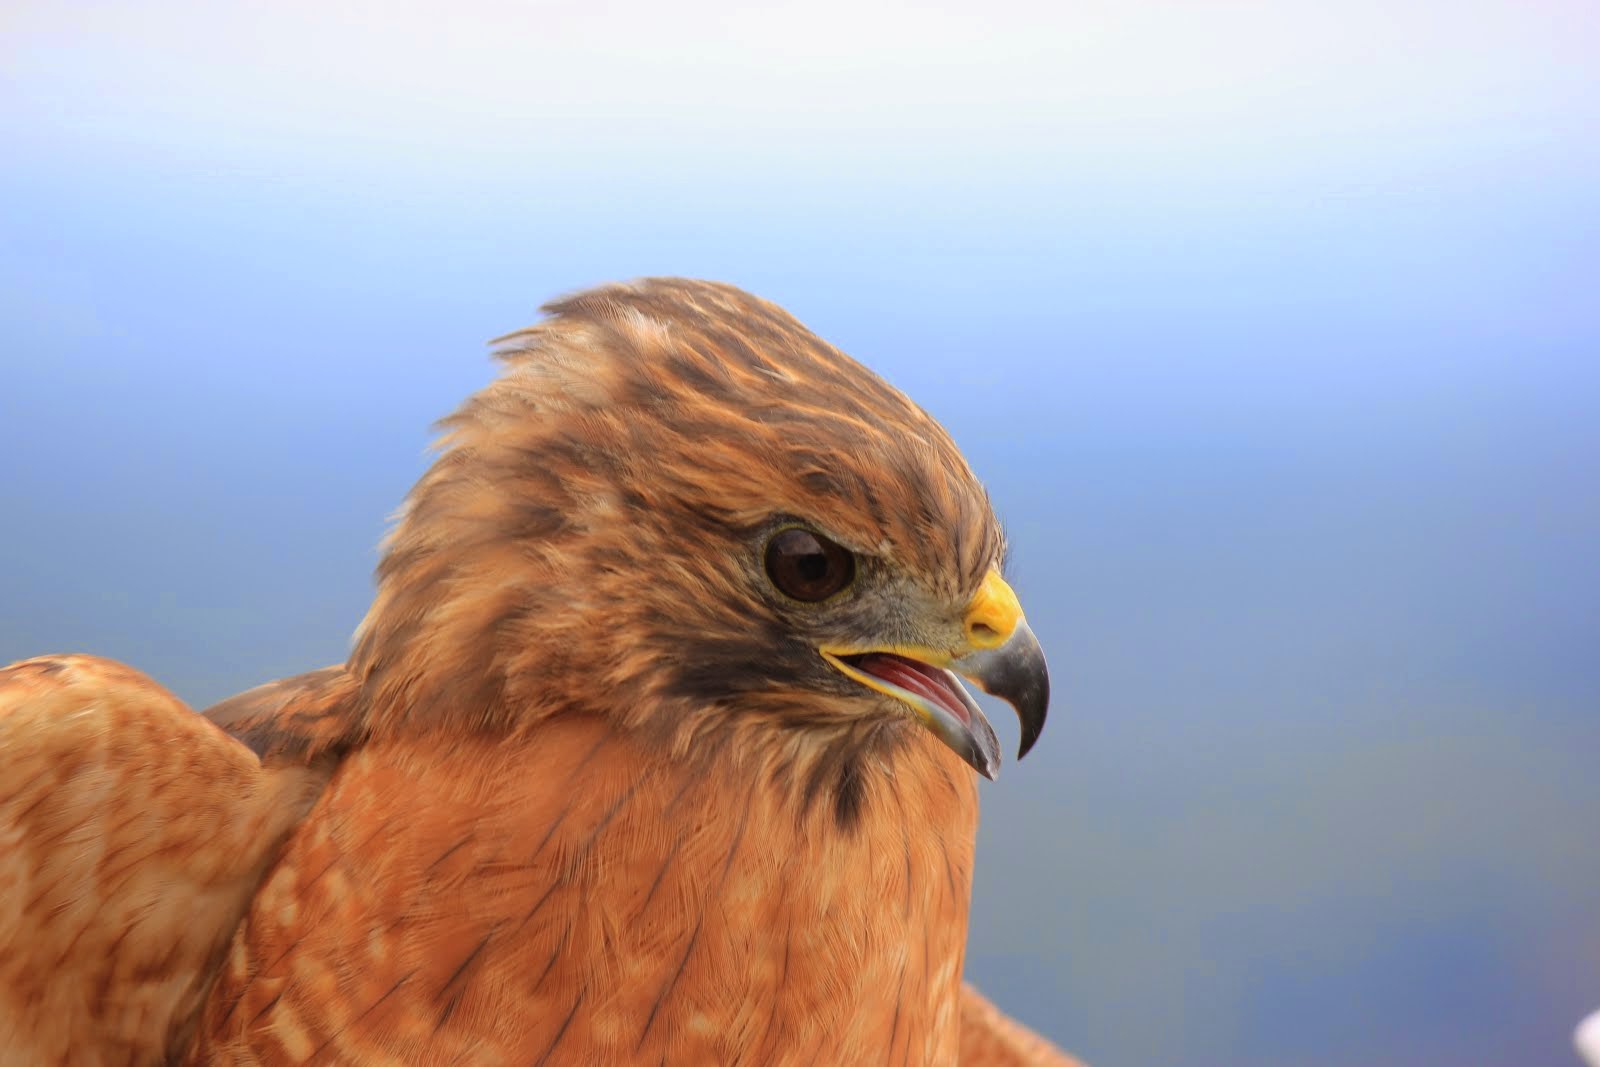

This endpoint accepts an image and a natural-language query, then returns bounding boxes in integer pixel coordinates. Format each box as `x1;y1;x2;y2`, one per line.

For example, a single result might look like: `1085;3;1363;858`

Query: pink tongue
857;654;970;725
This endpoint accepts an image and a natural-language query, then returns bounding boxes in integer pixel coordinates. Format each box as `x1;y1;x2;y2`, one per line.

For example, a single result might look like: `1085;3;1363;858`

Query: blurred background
3;2;1597;1063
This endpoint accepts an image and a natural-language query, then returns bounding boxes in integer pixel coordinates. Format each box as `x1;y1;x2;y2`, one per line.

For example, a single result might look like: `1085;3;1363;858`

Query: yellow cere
963;570;1023;650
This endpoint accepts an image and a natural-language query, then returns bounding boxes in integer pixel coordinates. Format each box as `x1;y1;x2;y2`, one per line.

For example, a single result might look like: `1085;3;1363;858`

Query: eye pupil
764;528;855;601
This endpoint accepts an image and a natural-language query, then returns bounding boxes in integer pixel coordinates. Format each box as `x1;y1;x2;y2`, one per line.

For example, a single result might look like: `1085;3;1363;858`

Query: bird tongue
853;653;971;725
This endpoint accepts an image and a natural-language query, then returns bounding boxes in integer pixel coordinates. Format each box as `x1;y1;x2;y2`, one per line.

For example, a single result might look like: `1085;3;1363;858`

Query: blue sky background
3;2;1598;1064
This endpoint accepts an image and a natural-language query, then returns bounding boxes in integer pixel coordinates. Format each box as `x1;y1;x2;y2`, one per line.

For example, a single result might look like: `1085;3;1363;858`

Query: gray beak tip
955;619;1050;767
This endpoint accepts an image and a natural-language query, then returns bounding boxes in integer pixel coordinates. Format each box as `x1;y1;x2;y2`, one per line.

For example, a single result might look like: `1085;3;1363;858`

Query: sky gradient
4;2;1598;1064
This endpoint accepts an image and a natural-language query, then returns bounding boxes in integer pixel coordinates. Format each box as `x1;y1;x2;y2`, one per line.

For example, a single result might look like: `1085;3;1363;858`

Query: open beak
820;570;1050;780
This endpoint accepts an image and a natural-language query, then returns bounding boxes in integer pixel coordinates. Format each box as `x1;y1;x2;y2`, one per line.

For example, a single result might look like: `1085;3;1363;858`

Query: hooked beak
820;570;1051;779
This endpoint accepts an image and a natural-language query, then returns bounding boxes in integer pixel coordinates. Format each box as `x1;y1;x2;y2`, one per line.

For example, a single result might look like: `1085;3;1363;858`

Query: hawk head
353;278;1048;784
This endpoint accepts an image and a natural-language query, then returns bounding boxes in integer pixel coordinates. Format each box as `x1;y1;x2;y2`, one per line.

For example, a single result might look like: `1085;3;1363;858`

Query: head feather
351;278;1005;746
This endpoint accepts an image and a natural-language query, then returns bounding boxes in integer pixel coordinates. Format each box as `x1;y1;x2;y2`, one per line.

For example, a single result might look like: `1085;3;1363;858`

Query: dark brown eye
764;527;855;602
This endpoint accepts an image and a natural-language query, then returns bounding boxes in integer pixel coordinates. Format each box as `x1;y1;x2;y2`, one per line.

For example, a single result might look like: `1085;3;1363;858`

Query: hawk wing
0;655;338;1066
961;982;1086;1066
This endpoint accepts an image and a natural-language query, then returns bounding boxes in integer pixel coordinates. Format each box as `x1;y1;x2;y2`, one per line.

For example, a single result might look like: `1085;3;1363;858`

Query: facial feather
350;278;1007;769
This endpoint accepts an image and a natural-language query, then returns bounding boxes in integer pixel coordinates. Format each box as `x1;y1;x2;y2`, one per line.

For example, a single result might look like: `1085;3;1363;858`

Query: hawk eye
764;527;855;602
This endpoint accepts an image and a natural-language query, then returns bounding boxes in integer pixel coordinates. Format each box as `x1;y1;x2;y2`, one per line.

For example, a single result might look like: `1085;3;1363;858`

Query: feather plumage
3;278;1075;1065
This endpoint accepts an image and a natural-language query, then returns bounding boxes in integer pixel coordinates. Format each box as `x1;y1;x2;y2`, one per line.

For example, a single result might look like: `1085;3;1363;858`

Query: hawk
0;279;1078;1066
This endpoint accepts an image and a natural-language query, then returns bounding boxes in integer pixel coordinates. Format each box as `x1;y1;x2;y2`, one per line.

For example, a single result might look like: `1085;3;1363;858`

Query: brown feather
3;278;1076;1065
349;278;1005;747
204;665;363;763
195;278;1073;1064
960;983;1088;1067
0;656;329;1066
196;717;979;1064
